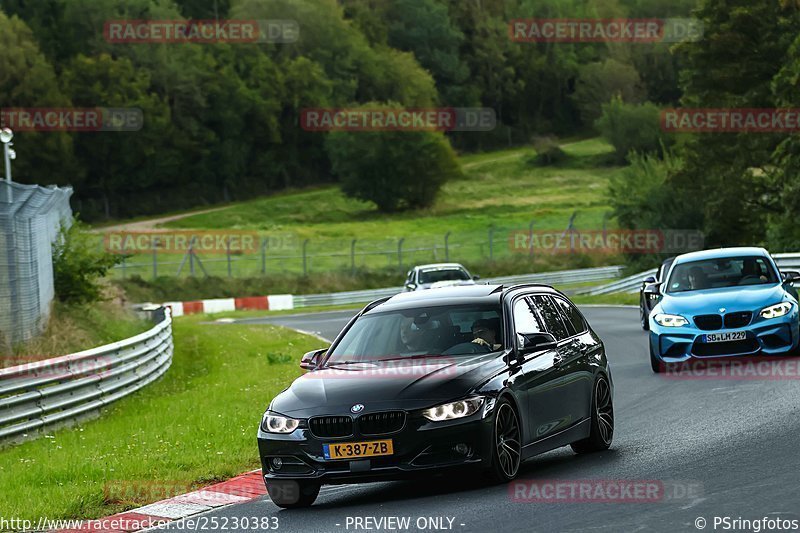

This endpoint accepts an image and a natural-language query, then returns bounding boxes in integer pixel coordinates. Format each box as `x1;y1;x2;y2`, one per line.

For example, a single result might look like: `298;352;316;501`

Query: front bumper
650;312;799;362
257;411;494;485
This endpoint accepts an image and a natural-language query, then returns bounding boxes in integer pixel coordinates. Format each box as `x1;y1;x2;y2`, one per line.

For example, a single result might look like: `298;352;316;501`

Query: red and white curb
54;470;266;532
153;294;294;317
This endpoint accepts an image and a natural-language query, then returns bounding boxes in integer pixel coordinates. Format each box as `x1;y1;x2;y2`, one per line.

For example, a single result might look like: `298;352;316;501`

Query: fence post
261;237;267;275
226;236;232;277
302;239;309;276
152;236;158;279
189;238;195;276
397;238;405;269
488;226;495;260
444;231;451;262
528;220;535;258
350;239;357;275
602;211;612;247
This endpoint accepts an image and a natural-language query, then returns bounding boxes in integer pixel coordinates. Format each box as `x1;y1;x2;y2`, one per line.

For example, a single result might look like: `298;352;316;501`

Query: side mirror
300;348;327;370
643;282;662;295
405;283;417;291
517;332;557;355
782;270;800;283
643;276;657;284
472;275;481;281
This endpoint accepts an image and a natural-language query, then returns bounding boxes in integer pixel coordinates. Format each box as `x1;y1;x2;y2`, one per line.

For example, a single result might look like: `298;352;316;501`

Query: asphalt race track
167;307;800;532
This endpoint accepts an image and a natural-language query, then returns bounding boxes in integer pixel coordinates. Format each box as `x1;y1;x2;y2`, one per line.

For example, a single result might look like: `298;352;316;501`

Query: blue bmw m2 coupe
648;247;800;372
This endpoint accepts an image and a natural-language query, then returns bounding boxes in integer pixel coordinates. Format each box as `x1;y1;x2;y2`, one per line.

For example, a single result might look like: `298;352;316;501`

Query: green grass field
105;138;626;279
0;316;315;521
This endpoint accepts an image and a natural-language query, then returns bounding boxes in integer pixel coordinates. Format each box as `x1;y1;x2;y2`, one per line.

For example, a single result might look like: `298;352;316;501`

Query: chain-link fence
0;181;73;348
102;214;629;279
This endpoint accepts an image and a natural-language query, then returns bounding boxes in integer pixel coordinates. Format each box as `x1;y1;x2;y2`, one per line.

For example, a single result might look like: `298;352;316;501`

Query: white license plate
703;331;747;343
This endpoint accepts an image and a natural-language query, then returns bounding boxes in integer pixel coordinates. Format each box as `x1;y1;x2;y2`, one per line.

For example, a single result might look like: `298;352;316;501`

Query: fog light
271;457;283;470
453;443;469;455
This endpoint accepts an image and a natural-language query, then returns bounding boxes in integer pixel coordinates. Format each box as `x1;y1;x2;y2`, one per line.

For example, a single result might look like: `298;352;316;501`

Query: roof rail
500;282;556;295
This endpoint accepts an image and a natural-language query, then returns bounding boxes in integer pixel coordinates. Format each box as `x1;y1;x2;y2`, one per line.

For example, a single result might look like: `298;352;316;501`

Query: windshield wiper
366;354;451;363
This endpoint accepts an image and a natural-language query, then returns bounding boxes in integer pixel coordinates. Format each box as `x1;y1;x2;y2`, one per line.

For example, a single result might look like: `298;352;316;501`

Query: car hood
659;283;787;315
270;353;505;416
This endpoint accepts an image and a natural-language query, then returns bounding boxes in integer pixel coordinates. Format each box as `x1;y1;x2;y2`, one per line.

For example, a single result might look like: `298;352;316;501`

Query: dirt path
461;140;582;170
94;206;228;232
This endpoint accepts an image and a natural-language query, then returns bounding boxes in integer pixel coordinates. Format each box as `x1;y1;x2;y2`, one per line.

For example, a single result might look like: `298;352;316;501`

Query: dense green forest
2;0;800;253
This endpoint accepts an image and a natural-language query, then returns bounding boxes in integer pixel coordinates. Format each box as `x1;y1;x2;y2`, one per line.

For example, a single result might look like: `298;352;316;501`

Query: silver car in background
404;263;479;291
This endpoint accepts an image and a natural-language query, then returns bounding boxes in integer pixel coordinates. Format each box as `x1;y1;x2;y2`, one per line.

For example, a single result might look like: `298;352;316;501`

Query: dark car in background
258;285;613;507
639;257;675;330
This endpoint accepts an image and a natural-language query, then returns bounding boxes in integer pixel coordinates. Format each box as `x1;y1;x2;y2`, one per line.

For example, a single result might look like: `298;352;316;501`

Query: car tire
571;375;613;454
486;399;522;483
266;479;320;509
649;343;663;373
639;298;650;331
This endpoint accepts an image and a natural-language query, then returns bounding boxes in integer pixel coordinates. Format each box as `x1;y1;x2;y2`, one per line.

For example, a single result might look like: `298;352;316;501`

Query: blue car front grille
694;314;723;330
724;312;752;329
694;312;753;331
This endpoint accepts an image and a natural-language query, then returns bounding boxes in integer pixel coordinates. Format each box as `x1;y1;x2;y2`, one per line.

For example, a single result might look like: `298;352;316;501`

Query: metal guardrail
292;266;624;308
578;254;800;296
0;307;173;445
577;269;658;296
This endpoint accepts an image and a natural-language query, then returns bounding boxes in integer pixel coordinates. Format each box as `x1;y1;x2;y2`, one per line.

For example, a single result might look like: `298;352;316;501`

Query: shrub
325;102;462;212
52;219;120;304
527;136;569;166
595;96;671;163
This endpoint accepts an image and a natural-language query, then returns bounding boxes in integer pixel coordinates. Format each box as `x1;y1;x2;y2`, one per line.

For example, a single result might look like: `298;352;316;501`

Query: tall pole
3;143;10;183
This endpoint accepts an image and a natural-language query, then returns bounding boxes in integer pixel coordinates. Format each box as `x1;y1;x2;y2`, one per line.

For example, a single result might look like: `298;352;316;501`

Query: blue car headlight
760;302;792;319
653;313;689;327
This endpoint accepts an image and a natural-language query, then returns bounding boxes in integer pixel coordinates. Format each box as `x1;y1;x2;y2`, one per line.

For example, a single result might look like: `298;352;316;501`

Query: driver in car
471;319;502;350
687;266;709;290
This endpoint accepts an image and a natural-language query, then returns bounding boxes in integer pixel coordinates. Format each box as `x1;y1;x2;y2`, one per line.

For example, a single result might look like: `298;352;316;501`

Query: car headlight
423;397;484;422
653;313;689;327
261;411;300;434
760;302;793;319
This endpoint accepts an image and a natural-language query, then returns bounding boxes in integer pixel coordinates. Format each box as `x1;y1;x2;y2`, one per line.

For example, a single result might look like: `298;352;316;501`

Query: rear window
418;268;470;284
554;297;587;335
531;295;570;340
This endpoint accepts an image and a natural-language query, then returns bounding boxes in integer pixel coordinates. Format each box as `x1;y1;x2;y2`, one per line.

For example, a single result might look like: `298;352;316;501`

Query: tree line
2;0;696;220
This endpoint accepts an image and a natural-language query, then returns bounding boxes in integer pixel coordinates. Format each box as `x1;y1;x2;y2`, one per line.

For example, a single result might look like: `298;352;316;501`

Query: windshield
666;256;779;293
418;268;470;284
326;304;503;363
